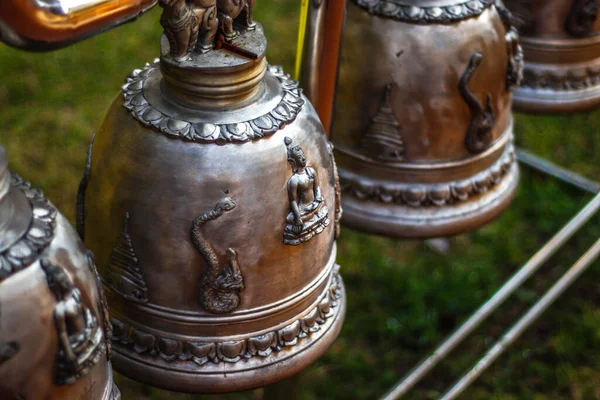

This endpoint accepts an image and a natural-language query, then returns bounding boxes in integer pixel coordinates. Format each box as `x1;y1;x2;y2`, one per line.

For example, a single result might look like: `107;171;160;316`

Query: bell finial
157;0;266;108
158;0;256;60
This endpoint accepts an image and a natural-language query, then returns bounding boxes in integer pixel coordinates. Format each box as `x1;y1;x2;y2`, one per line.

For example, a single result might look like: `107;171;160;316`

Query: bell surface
0;146;119;399
505;0;600;113
331;0;521;238
78;1;345;393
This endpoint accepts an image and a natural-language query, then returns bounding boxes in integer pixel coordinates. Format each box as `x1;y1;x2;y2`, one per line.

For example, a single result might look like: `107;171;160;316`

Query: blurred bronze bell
506;0;600;112
329;0;521;237
0;0;156;51
77;0;345;393
0;146;119;399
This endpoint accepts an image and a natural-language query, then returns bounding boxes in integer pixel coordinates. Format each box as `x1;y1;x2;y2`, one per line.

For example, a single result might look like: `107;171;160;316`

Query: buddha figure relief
283;137;330;245
42;260;104;385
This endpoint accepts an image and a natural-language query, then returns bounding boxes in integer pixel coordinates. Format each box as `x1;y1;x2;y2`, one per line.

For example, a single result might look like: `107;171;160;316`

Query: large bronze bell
506;0;600;112
329;0;521;237
78;0;345;393
0;146;119;399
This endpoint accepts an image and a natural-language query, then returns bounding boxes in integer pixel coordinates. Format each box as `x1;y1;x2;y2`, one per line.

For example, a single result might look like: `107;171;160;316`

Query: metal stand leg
382;155;600;400
440;237;600;400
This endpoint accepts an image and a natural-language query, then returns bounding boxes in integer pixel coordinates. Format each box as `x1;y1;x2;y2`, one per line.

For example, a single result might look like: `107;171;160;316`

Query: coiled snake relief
459;51;495;154
190;197;244;314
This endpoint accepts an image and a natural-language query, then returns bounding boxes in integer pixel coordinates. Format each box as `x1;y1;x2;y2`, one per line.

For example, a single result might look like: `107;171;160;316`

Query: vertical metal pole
382;191;600;400
440;237;600;400
297;0;327;97
297;0;346;137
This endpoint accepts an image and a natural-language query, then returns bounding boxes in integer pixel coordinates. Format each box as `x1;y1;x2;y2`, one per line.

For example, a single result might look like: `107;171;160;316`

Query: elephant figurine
158;0;199;59
159;0;257;59
191;0;219;53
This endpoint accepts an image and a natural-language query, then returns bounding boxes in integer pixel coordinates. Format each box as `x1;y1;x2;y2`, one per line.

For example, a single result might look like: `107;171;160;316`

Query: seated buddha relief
42;260;104;385
283;137;330;245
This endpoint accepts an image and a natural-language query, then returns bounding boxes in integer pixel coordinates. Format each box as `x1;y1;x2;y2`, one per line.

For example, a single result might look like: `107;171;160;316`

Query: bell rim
339;158;519;238
513;83;600;113
108;269;346;393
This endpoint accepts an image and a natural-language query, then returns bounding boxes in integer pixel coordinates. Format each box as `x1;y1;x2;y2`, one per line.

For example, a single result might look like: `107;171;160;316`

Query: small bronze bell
328;0;521;237
0;146;119;399
78;0;345;393
506;0;600;112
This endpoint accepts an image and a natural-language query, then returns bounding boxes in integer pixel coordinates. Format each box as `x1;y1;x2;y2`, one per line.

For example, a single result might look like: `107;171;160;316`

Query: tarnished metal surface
0;0;157;51
507;0;600;112
80;2;345;393
330;0;520;237
0;146;119;399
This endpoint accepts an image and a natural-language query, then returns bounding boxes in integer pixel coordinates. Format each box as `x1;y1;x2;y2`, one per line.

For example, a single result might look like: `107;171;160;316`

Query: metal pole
516;148;600;194
297;0;346;136
382;191;600;400
440;237;600;400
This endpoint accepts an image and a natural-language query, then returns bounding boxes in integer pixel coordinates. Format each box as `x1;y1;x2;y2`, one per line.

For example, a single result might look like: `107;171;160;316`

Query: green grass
0;3;599;399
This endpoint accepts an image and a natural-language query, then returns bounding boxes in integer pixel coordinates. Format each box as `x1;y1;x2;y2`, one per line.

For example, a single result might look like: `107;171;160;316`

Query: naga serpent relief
41;260;104;385
190;198;244;314
566;0;598;37
459;51;496;154
284;137;330;245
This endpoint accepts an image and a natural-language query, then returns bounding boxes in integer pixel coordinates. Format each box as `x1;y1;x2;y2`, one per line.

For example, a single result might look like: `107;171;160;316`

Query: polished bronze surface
330;0;520;237
0;146;119;399
0;0;157;51
507;0;600;112
79;1;345;393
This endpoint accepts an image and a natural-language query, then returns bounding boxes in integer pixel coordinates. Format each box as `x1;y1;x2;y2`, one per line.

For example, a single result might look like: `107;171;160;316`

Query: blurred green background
1;2;599;399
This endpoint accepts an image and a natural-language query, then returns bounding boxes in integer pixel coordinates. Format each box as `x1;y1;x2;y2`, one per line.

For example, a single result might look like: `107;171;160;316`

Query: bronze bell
506;0;600;113
78;0;345;393
0;146;119;399
328;0;521;237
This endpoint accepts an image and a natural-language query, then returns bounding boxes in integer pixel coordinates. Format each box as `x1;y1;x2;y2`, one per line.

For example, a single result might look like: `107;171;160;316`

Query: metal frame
383;148;600;399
